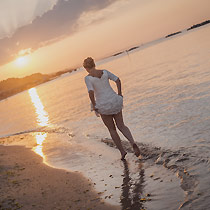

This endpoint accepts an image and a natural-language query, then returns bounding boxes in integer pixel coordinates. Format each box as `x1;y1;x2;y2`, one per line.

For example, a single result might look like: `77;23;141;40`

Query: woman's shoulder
103;69;113;74
101;69;109;75
97;69;107;73
84;75;91;81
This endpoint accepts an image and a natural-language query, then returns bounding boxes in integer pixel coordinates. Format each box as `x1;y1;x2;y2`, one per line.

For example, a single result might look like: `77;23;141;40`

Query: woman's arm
115;78;122;96
106;70;122;96
88;90;97;110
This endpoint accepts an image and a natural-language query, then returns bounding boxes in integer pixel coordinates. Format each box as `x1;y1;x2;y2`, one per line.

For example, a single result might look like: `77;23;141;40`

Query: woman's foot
121;152;127;161
133;143;140;157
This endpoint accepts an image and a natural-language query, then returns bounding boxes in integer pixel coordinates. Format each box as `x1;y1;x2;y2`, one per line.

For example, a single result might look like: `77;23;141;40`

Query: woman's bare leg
113;111;140;157
113;111;135;145
100;114;127;160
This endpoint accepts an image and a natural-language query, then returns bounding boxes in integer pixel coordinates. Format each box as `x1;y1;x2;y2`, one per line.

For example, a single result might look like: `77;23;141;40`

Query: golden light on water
33;132;47;158
28;87;49;158
28;88;49;127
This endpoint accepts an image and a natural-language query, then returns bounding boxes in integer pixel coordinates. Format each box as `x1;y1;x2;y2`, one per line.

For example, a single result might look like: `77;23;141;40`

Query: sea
0;25;210;210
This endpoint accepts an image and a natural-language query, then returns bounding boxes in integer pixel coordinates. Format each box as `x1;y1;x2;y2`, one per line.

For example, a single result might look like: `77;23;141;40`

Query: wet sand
0;133;187;210
0;145;120;210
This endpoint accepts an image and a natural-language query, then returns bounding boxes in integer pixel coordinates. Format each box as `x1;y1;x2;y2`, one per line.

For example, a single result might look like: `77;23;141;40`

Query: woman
84;57;140;160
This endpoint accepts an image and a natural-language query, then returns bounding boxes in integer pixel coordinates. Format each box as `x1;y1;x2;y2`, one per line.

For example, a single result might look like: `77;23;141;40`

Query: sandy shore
0;145;120;210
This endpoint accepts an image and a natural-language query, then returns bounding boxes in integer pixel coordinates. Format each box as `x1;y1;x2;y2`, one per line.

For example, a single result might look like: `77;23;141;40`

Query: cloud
0;0;118;67
0;0;58;39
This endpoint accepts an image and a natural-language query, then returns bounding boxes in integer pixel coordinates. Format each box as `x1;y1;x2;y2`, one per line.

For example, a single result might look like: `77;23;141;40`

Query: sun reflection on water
28;88;49;158
28;88;49;127
33;132;47;158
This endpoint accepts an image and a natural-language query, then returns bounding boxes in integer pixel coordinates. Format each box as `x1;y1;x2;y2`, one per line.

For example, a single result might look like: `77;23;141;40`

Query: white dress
85;70;123;115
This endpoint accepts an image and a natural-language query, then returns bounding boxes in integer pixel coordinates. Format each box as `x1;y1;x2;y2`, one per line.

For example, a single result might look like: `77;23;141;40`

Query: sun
15;56;28;67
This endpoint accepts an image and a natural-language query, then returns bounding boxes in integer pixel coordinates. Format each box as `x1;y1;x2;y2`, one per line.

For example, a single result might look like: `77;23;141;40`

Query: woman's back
85;70;117;101
85;69;123;115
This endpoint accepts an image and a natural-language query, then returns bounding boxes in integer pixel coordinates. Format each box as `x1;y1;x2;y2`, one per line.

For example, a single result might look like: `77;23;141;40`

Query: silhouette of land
127;46;139;52
0;68;76;101
165;31;182;38
112;51;124;57
187;20;210;31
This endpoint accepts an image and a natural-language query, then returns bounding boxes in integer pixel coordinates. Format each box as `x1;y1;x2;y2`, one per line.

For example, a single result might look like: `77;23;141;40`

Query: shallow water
1;25;210;209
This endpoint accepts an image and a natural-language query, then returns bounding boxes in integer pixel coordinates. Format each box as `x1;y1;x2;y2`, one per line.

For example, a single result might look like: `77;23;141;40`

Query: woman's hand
92;104;98;112
116;79;123;97
94;110;100;117
93;106;100;117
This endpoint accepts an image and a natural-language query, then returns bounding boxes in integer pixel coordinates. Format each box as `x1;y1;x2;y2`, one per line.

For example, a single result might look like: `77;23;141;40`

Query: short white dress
85;70;123;115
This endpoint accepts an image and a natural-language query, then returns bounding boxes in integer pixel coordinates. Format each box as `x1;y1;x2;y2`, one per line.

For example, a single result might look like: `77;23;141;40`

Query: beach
0;132;187;210
0;143;120;210
1;25;210;209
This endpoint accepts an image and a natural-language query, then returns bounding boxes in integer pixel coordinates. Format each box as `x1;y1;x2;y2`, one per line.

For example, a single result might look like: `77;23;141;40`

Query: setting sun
15;56;28;67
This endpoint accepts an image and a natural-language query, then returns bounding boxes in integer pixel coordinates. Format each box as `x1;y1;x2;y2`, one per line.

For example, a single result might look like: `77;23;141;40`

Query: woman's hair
83;57;95;69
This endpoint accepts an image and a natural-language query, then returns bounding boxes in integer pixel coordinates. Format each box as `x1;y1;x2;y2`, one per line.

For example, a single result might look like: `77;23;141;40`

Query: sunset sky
0;0;209;80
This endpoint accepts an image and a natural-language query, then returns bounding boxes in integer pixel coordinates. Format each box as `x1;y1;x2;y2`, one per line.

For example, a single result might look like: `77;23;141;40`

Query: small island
187;20;210;31
165;31;182;38
127;46;139;52
112;51;124;57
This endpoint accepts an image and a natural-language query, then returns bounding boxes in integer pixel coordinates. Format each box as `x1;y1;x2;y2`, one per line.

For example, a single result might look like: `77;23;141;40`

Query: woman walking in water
84;57;140;160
